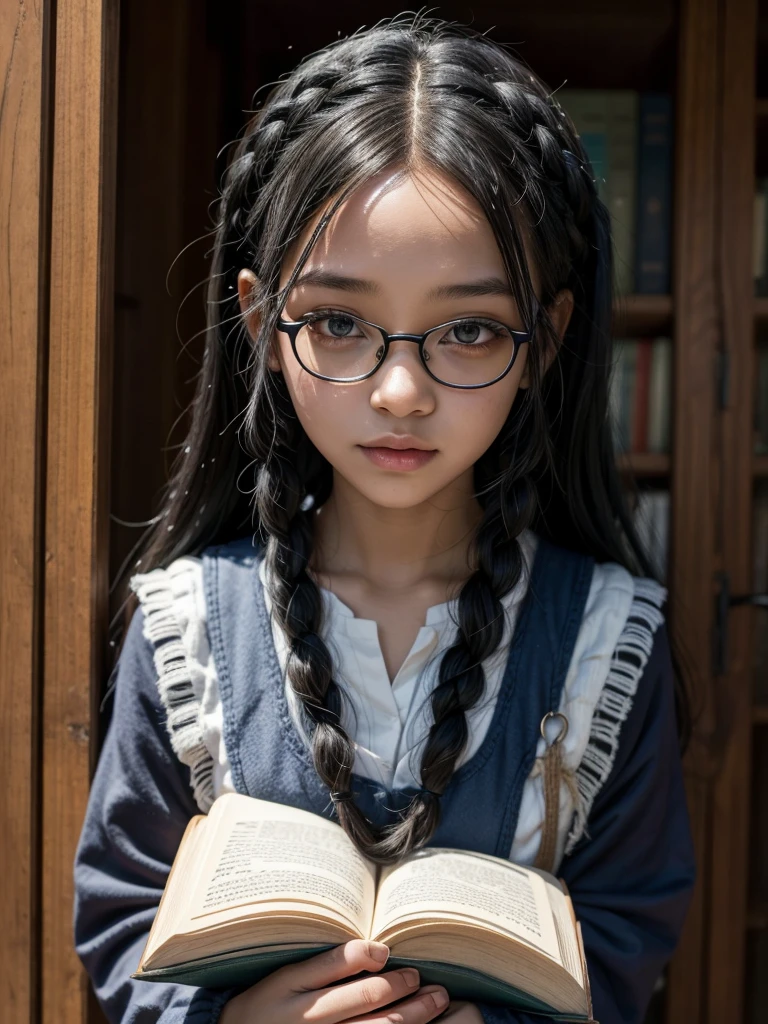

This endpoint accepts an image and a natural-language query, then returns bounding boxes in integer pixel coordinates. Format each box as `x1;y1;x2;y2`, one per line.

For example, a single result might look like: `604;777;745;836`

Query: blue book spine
635;94;673;294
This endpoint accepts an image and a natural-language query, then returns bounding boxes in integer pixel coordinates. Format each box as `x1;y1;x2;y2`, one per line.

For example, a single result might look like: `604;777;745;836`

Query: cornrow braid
423;60;600;273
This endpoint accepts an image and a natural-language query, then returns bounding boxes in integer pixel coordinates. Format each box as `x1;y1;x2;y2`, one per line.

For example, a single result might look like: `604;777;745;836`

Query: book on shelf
756;344;768;454
632;338;653;452
131;793;595;1022
755;179;768;297
558;90;637;296
755;178;768;298
635;95;673;295
557;90;672;296
754;482;768;700
610;337;672;455
633;489;670;583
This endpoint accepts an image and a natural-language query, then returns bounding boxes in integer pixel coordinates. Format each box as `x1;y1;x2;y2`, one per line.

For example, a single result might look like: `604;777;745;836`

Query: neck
311;468;484;592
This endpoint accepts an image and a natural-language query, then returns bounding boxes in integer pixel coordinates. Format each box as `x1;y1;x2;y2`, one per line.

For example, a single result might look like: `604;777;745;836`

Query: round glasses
276;311;536;389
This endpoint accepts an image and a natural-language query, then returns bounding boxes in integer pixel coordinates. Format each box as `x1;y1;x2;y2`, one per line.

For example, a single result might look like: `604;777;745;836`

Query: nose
368;340;436;418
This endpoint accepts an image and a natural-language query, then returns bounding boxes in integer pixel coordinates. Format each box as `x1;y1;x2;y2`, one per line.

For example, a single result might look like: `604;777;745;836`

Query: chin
344;472;456;511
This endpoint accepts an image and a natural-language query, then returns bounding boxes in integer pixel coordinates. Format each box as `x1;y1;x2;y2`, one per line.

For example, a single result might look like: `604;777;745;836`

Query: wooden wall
1;0;119;1021
1;0;52;1018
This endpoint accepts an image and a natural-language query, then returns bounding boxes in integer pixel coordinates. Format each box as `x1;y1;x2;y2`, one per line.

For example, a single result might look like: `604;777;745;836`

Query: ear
237;268;281;372
518;288;574;388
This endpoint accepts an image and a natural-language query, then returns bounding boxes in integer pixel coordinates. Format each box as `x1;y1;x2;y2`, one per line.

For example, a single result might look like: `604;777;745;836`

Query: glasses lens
294;313;383;380
423;320;517;386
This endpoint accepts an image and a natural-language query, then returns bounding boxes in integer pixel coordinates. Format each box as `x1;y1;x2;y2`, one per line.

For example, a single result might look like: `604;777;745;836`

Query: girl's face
239;167;572;512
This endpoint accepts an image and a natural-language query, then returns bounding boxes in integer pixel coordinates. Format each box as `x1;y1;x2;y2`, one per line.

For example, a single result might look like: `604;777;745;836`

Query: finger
277;940;390;993
350;984;451;1023
293;966;423;1023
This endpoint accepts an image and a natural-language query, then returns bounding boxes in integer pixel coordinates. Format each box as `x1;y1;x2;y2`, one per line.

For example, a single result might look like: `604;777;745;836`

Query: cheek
280;363;362;455
447;382;520;458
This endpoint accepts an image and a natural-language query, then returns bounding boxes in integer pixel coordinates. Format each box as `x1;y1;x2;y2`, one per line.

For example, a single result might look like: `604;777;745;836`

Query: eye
452;322;482;344
441;320;507;346
307;312;363;339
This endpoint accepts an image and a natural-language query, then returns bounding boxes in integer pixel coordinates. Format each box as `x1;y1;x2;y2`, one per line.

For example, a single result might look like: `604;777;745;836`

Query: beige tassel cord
533;711;571;873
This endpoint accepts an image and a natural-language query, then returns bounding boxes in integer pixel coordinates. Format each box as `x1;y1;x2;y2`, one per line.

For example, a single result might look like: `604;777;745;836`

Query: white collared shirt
263;529;538;791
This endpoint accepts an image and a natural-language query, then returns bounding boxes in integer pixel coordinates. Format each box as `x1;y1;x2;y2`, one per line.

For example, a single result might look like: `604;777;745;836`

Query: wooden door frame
663;0;722;1018
43;0;119;1021
1;1;54;1020
709;0;758;1019
666;0;760;1020
1;0;119;1022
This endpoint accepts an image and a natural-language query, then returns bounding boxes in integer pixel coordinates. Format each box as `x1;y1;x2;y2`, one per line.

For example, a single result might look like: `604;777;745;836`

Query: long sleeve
72;607;240;1023
476;620;696;1024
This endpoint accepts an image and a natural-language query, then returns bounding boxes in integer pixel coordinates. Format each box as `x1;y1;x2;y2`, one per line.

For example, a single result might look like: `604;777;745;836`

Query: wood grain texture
42;1;119;1022
0;1;52;1021
664;0;722;1019
0;0;47;1018
708;0;758;1019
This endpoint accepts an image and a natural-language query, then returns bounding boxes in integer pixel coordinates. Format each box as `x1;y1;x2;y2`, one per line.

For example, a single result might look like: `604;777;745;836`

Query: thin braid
252;399;387;855
370;474;535;859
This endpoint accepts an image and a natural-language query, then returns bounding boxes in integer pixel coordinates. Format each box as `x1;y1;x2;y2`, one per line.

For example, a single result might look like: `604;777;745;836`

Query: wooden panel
708;0;759;1019
664;0;722;1019
0;1;52;1020
42;1;119;1022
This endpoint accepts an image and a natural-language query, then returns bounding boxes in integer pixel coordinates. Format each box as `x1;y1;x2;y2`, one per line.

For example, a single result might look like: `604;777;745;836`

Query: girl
73;15;696;1024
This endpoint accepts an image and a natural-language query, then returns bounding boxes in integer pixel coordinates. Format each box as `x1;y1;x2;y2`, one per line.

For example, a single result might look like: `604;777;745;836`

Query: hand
218;939;451;1023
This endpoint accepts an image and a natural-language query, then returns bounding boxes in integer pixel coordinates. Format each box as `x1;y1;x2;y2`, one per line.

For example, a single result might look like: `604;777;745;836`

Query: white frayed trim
565;577;667;854
130;569;215;812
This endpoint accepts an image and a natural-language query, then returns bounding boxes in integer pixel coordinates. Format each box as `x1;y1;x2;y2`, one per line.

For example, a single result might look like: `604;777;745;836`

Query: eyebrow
427;277;514;299
293;270;379;294
292;270;514;300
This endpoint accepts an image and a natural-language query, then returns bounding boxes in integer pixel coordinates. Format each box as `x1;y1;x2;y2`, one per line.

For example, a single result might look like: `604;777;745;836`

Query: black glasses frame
276;312;536;390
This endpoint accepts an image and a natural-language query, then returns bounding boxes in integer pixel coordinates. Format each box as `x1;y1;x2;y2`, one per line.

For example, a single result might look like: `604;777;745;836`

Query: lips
358;444;438;472
361;435;436;451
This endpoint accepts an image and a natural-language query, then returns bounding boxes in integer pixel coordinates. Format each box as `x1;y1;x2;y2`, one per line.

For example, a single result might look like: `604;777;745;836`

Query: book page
187;795;376;937
544;879;584;984
371;848;561;962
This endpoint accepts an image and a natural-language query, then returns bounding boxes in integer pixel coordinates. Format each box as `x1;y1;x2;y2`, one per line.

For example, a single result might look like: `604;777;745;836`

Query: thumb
284;940;390;993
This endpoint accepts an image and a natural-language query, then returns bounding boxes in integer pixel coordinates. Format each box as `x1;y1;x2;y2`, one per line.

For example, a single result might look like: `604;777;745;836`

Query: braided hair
126;15;688;863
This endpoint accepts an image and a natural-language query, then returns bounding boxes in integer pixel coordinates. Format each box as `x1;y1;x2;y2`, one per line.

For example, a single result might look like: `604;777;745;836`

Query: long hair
116;15;690;863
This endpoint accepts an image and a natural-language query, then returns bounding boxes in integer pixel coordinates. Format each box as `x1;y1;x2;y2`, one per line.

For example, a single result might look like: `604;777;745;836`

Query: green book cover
605;92;639;296
556;90;639;296
133;947;591;1021
648;337;672;453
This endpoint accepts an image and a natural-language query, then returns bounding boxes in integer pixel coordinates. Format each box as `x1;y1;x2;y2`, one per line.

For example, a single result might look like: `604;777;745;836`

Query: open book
132;794;594;1021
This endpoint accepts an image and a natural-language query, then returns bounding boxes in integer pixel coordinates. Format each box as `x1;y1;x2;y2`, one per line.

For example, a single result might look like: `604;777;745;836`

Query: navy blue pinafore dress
202;533;593;851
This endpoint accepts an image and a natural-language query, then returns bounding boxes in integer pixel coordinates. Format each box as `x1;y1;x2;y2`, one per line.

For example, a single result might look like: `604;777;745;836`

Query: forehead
281;166;533;290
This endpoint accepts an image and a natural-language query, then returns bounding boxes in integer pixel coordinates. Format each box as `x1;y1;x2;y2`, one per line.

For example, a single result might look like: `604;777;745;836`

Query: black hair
116;14;690;864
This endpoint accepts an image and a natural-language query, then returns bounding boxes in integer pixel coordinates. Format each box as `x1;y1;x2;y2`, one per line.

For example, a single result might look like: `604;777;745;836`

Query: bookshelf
617;452;671;476
725;0;768;1021
613;294;674;333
